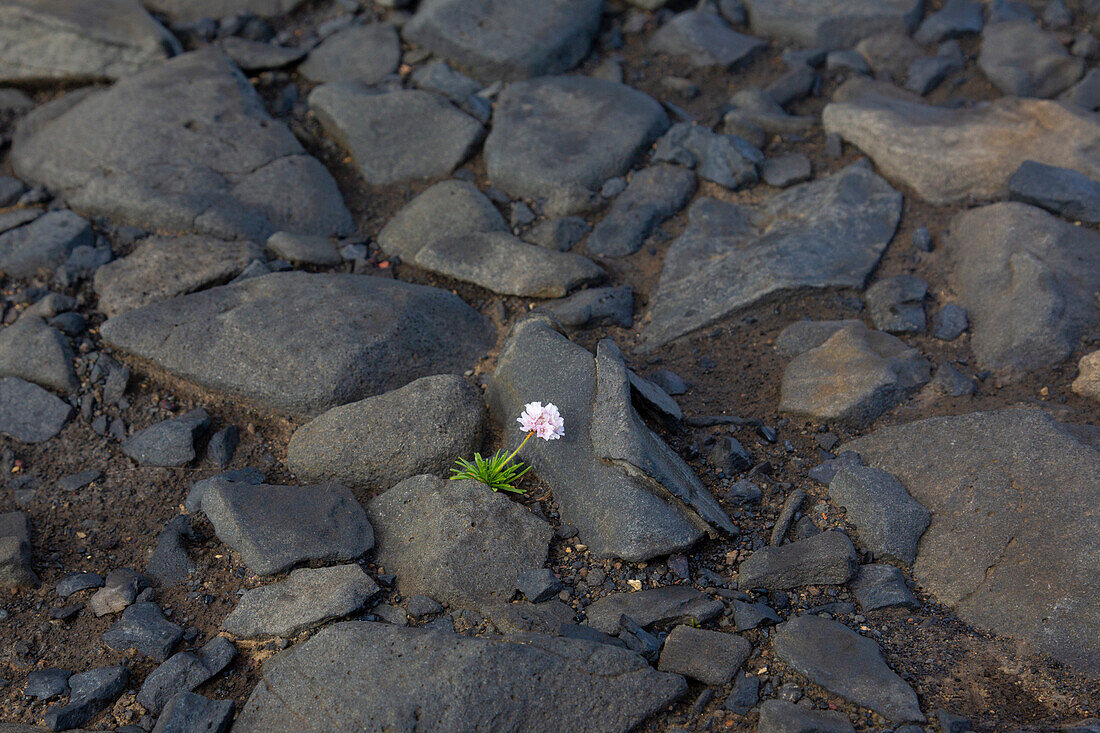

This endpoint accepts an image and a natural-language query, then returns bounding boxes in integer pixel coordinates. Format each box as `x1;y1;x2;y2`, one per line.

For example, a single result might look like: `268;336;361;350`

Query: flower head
517;401;565;441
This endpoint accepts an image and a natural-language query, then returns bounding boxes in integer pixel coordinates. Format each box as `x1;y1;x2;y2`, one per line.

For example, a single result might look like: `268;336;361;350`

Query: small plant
450;401;564;494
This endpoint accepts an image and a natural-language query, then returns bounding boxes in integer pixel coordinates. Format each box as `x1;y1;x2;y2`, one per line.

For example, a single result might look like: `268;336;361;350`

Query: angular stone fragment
979;21;1084;98
0;316;78;394
102;602;184;661
0;378;72;443
0;0;176;83
100;272;492;418
485;76;669;205
587;165;696;257
202;481;373;576
234;622;687;732
773;615;924;722
402;0;603;82
11;49;354;241
309;85;483;186
829;466;930;564
823;79;1100;205
367;476;551;608
1007;161;1100;224
642;164;901;349
737;531;858;590
224;564;380;639
585;587;724;634
657;625;752;685
94;236;262;317
650;11;766;68
0;210;94;279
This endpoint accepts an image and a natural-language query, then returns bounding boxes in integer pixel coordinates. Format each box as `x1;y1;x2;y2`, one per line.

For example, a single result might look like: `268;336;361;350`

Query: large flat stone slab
823;79;1100;205
12;49;353;241
485;76;668;205
488;317;733;561
0;0;176;83
234;622;687;732
367;475;551;608
946;202;1100;373
844;409;1100;676
641;163;901;349
743;0;924;49
308;85;483;186
99;271;493;417
402;0;603;82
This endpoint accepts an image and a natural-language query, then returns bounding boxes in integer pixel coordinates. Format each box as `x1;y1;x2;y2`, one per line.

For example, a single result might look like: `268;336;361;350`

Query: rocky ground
0;0;1099;731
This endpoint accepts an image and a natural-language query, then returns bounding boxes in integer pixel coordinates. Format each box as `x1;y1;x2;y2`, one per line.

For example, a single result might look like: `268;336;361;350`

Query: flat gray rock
0;0;176;83
587;165;696;257
0;210;93;279
0;316;77;394
12;49;353;241
137;637;236;715
914;0;983;43
775;319;864;358
865;274;927;333
650;10;766;68
309;85;483;187
778;323;930;426
743;0;924;49
100;271;493;418
757;699;856;733
367;475;552;608
377;179;507;262
844;409;1100;676
413;231;604;297
0;510;37;587
286;374;485;494
142;0;305;22
94;235;262;317
851;563;919;611
539;286;634;329
488;318;732;561
402;0;603;82
43;665;129;732
979;21;1084;98
201;480;373;576
220;38;305;73
485;76;668;205
585;587;725;634
1007;160;1100;224
265;232;340;266
234;622;687;732
101;602;183;661
642;163;901;350
773;615;924;722
0;377;72;443
657;625;752;685
122;408;209;467
152;692;234;733
299;23;400;85
947;202;1100;373
738;531;858;590
823;78;1100;205
224;564;380;639
829;465;930;564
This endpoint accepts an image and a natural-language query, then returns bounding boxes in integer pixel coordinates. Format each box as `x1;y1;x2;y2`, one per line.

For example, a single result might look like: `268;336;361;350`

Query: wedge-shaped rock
224;564;379;639
94;235;262;317
309;85;483;186
0;316;77;394
488;317;733;560
485;76;669;205
12;49;353;241
778;323;930;427
413;232;604;298
234;622;687;732
0;377;72;443
642;163;901;349
947;202;1100;374
650;10;766;68
844;409;1100;676
367;476;551;608
0;0;177;83
774;615;923;722
742;0;923;49
201;480;373;576
100;272;493;417
823;78;1100;205
402;0;603;82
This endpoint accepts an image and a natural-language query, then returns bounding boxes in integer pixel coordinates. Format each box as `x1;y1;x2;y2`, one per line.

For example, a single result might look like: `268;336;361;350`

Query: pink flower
517;401;565;441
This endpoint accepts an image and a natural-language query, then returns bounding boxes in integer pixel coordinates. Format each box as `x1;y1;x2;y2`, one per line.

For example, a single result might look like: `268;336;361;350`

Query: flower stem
501;431;534;466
